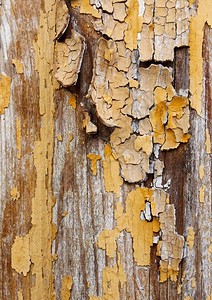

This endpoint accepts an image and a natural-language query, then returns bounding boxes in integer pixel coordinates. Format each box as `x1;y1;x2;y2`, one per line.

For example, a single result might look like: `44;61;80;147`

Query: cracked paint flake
87;153;102;176
157;204;184;282
10;187;20;201
0;74;11;114
55;30;85;87
16;117;21;159
12;59;23;74
60;276;73;300
52;0;192;290
80;0;101;18
187;227;195;250
55;0;70;40
82;112;97;134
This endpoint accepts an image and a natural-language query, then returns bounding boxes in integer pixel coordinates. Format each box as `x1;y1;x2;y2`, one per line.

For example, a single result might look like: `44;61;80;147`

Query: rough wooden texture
0;0;211;299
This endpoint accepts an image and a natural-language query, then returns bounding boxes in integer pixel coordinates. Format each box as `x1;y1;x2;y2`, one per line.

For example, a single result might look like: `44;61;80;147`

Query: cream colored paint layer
189;0;212;116
0;74;11;114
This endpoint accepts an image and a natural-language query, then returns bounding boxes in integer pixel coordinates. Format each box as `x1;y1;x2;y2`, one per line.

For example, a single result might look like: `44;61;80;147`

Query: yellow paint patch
87;153;101;176
10;187;20;201
98;187;161;265
199;185;206;203
60;276;73;300
98;228;120;258
187;227;195;250
62;211;68;217
90;260;126;300
102;144;123;198
124;0;143;50
12;59;24;74
68;94;76;110
0;74;11;114
80;0;101;18
189;0;212;115
11;234;31;276
66;133;73;151
205;128;211;154
192;278;196;288
16;117;21;159
199;165;204;180
57;134;63;141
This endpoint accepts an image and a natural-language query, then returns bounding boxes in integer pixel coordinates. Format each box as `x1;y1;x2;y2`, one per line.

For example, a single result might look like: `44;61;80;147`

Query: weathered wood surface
0;0;211;299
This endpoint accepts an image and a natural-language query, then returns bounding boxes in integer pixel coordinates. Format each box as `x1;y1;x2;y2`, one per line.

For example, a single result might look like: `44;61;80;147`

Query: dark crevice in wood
174;46;189;94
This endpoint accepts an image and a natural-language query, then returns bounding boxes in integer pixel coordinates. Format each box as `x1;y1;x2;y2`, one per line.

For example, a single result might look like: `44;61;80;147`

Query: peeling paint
199;165;204;180
60;276;73;300
205;128;211;154
66;133;73;151
82;112;97;134
187;227;195;250
87;153;101;176
11;0;58;298
57;134;63;141
90;254;126;299
0;74;11;114
199;185;205;203
12;59;23;74
102;144;123;198
10;187;20;201
68;94;77;110
11;234;31;276
189;0;212;115
157;205;184;282
55;30;85;87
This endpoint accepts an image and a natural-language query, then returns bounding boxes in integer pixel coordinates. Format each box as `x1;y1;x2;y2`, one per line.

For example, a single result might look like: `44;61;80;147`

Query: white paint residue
138;0;145;16
1;0;12;61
